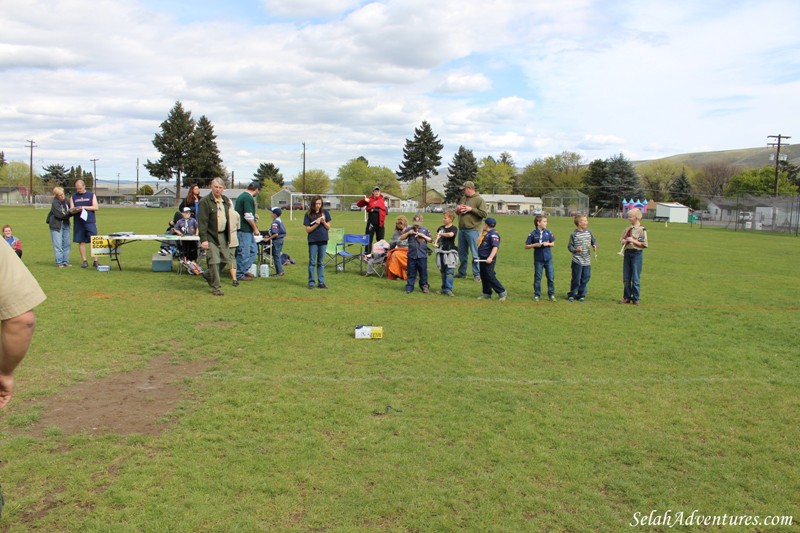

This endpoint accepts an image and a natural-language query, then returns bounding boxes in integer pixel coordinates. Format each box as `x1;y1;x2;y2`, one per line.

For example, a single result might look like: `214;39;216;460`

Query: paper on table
80;209;89;221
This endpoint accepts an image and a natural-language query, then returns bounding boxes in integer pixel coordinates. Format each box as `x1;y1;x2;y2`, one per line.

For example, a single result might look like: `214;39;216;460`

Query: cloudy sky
2;0;798;187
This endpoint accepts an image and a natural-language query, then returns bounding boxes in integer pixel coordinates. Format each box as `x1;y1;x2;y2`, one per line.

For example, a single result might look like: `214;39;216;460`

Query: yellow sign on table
91;236;114;256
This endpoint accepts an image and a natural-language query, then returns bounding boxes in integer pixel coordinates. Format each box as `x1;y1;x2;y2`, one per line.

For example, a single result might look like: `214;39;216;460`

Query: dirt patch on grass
25;355;214;437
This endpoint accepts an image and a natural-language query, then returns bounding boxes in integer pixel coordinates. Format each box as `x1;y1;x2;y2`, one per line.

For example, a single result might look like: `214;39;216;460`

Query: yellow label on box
355;326;383;339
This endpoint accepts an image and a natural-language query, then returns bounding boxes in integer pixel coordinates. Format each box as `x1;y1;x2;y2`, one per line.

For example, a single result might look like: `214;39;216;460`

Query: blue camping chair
335;234;369;273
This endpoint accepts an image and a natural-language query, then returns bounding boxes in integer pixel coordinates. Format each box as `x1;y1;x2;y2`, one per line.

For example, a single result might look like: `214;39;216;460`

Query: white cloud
435;72;492;93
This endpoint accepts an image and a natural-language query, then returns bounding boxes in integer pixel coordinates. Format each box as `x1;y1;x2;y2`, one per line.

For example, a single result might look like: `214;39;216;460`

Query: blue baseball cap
485;217;497;227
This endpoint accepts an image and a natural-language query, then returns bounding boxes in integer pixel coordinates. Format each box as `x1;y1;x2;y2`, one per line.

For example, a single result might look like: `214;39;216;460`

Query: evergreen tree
445;146;478;203
0;151;6;167
254;162;284;187
668;168;692;203
42;164;70;188
396;120;443;207
145;101;196;202
583;154;641;211
186;115;224;188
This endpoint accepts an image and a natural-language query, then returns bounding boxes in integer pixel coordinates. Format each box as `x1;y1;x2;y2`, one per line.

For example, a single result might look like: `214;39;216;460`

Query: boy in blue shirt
477;217;507;301
266;207;287;277
524;215;556;301
400;214;432;293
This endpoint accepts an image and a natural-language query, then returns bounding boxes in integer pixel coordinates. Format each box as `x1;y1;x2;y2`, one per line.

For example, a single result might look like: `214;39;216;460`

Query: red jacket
356;195;387;227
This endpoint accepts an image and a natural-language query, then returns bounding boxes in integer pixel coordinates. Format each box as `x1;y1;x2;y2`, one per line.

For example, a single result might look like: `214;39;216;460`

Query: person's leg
630;251;642;302
545;259;555;298
51;229;63;265
315;243;326;285
533;260;543;297
569;261;580;299
272;240;284;275
578;265;591;299
78;242;87;263
419;260;429;291
622;252;633;301
405;257;418;292
308;245;317;286
457;230;468;277
479;262;491;296
486;261;505;295
466;231;480;277
235;231;252;279
365;222;374;253
375;225;385;243
0;310;37;408
62;226;72;265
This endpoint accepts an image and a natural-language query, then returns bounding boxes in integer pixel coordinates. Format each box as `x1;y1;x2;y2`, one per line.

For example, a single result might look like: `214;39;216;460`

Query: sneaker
308;283;315;290
93;260;99;268
568;296;575;302
477;294;491;299
58;264;65;269
406;289;413;294
455;273;466;279
81;260;89;268
421;285;429;294
276;272;285;277
242;272;255;279
498;292;507;302
632;300;640;306
211;289;224;296
444;290;454;297
533;296;540;301
619;298;629;304
318;283;328;289
549;295;556;302
238;276;253;282
473;275;481;282
232;279;239;287
578;297;586;303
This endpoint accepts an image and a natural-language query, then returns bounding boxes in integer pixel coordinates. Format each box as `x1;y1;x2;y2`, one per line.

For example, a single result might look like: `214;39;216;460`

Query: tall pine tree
583;154;641;211
445;146;478;203
145;101;196;204
254;162;284;187
396;120;443;207
186;115;224;188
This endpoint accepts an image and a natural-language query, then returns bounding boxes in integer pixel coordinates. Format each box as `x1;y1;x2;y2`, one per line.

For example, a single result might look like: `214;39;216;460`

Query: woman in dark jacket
47;186;76;267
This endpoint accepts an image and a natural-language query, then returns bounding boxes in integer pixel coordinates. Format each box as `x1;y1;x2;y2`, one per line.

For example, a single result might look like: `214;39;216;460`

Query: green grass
1;205;798;531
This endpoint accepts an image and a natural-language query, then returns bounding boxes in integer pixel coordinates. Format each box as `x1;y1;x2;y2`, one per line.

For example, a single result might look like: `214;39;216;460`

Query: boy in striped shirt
566;214;597;302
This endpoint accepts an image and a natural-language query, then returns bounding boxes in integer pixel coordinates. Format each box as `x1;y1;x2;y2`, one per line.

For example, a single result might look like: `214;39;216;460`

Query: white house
655;202;690;223
481;194;543;215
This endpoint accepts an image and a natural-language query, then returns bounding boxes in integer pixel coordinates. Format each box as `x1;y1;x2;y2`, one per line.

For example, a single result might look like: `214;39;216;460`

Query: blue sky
2;0;798;187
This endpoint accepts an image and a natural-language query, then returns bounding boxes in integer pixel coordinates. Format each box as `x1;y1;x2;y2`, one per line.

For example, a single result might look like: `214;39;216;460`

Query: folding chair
364;240;390;277
325;227;344;267
335;234;369;273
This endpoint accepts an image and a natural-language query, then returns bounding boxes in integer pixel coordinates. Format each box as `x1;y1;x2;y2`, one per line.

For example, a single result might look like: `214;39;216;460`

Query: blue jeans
479;259;505;296
623;249;643;301
271;239;284;275
568;262;591;299
534;258;555;297
51;226;71;265
235;231;257;279
405;256;428;292
457;229;479;277
440;264;454;292
308;243;326;285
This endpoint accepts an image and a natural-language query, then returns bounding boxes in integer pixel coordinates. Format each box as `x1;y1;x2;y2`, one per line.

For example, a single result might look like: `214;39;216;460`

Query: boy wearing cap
234;181;262;281
400;214;432;293
266;207;287;276
356;186;388;253
174;207;199;261
477;217;507;301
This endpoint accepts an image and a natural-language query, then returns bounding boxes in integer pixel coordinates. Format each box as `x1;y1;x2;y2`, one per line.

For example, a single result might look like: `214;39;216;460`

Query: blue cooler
152;253;172;272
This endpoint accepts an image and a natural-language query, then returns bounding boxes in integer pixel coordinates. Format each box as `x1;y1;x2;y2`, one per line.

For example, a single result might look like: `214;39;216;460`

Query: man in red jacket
356;186;388;252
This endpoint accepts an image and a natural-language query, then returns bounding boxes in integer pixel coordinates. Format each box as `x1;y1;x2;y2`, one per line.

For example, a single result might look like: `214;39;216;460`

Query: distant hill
634;144;800;170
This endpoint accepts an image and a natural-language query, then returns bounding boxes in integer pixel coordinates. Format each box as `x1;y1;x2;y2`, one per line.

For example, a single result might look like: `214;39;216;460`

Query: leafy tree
138;185;154;195
519;151;585;197
254;162;284;187
475;156;514;195
335;158;371;195
145;101;196;197
724;166;796;196
638;160;682;202
445;146;478;203
0;161;37;187
779;160;800;187
255;180;281;209
186;115;224;188
41;164;70;188
291;169;330;196
693;161;740;197
583;153;641;210
396;120;443;207
370;166;403;197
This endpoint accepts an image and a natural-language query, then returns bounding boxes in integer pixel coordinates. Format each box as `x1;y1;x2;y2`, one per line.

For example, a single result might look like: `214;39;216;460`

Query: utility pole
767;134;790;195
768;134;791;230
26;140;36;204
136;158;139;194
90;158;99;191
302;142;306;194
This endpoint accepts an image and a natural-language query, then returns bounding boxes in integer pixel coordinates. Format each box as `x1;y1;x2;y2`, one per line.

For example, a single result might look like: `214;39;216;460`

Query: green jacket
198;193;232;246
457;193;488;230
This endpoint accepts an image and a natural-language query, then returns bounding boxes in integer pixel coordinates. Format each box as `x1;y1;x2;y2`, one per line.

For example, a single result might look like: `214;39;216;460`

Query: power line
26;140;36;204
767;134;790;196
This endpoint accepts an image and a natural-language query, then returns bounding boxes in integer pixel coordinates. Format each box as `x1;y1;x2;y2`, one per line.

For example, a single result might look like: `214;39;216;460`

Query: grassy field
0;204;798;531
